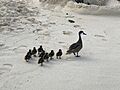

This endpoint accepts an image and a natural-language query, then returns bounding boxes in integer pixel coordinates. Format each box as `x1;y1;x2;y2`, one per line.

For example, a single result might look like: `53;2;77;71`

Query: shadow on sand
65;55;94;62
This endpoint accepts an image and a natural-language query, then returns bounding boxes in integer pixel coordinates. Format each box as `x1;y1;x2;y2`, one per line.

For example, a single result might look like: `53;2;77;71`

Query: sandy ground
0;1;120;90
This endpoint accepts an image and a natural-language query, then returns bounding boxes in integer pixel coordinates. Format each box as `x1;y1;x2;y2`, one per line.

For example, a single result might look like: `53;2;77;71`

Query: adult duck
66;31;86;57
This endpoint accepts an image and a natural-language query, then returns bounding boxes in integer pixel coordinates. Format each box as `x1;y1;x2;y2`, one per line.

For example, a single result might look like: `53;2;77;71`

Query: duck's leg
50;57;52;60
76;52;80;57
41;63;43;66
73;52;76;56
59;56;61;59
46;59;49;62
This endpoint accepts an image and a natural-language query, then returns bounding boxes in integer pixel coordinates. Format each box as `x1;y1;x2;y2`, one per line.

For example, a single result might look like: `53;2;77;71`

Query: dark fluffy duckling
39;50;45;57
38;45;44;55
56;49;62;59
49;50;54;60
25;49;32;62
44;53;49;62
31;47;37;57
38;56;44;66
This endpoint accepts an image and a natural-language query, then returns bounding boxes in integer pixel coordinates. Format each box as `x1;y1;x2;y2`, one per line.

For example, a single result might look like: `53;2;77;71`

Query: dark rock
75;0;84;3
68;20;75;23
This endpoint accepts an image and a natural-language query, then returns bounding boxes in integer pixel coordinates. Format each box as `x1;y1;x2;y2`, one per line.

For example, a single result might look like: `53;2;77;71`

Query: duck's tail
66;50;72;55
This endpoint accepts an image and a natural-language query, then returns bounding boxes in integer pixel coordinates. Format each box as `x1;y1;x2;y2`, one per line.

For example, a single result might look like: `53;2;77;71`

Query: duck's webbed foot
76;52;80;57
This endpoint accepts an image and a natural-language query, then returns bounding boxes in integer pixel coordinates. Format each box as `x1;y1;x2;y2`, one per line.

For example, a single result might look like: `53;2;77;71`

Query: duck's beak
83;32;87;35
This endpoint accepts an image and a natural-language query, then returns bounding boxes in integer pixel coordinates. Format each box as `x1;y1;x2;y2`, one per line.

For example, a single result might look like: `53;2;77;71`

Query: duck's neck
77;34;82;43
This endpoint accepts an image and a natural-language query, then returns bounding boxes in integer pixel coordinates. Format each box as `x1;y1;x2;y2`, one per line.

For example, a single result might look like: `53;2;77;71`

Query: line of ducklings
25;45;62;66
25;31;87;66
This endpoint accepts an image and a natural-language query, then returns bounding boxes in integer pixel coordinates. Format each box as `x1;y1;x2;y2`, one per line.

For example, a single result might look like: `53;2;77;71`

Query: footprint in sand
0;43;9;50
13;45;27;53
94;34;107;41
0;64;13;75
63;31;72;35
58;42;65;44
94;34;105;38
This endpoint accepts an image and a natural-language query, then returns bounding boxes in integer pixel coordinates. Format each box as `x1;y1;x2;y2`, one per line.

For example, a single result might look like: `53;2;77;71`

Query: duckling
25;54;29;62
56;49;62;59
66;31;86;57
31;47;37;57
25;49;32;62
29;49;32;54
38;45;44;55
38;56;44;66
49;50;54;60
44;53;49;62
39;50;45;57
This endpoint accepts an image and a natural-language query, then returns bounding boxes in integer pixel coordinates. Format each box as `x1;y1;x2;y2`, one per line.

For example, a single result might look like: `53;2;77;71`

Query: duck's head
51;50;54;52
59;49;62;52
29;49;31;52
79;31;86;35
